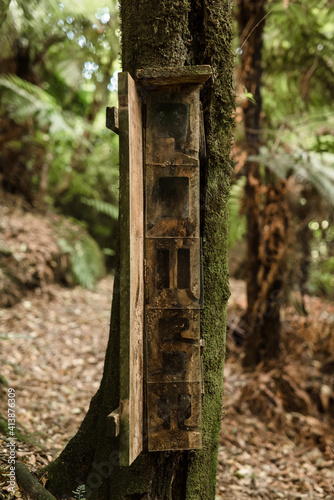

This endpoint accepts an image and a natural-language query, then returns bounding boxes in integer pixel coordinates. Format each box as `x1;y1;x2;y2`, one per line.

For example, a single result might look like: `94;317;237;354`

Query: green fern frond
81;197;118;219
0;74;76;136
70;236;105;290
56;222;105;290
251;148;334;206
72;484;86;500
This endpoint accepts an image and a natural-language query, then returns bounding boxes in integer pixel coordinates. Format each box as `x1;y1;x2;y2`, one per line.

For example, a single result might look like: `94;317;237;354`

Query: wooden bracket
106;408;120;437
106;106;119;134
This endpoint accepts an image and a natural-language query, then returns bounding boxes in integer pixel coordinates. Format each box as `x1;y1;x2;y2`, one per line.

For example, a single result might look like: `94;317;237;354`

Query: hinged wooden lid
136;65;212;87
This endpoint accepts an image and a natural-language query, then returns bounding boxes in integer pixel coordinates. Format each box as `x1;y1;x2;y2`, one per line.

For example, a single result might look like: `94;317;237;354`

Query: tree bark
236;0;282;366
236;0;290;367
45;1;234;498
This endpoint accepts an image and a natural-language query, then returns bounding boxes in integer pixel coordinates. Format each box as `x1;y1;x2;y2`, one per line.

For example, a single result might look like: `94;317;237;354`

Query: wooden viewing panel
118;72;144;466
141;66;212;452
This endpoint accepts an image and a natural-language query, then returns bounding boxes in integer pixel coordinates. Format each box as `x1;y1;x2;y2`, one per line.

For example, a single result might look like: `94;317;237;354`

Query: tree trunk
236;0;284;366
236;0;291;367
45;1;234;498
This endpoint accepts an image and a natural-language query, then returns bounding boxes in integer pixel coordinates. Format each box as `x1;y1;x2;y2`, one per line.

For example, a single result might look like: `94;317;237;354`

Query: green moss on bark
121;0;191;77
185;2;235;496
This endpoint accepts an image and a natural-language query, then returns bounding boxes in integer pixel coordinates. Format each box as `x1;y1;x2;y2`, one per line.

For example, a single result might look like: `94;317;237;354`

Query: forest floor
0;275;334;499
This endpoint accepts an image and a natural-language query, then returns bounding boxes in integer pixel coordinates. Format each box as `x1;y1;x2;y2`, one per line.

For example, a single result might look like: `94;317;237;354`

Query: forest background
1;0;333;305
0;0;334;498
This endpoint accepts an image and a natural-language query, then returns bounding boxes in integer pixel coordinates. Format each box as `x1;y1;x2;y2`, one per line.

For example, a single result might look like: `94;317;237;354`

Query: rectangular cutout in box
147;381;201;451
177;248;190;289
156;249;170;289
146;165;199;238
159;177;189;219
146;238;202;309
146;309;201;384
145;88;200;166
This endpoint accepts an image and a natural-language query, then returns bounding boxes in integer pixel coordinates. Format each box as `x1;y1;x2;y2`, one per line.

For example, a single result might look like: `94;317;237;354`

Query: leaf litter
0;275;112;498
0;273;333;498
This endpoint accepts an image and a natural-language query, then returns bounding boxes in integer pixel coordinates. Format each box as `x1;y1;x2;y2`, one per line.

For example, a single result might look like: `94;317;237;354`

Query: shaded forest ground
0;202;333;499
0;276;333;499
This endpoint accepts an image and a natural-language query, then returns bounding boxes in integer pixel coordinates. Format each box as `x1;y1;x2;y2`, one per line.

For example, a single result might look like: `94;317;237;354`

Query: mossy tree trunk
45;1;234;498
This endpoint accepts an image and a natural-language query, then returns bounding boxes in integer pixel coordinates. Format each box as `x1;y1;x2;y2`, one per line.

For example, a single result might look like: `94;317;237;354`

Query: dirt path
0;277;112;497
0;277;333;499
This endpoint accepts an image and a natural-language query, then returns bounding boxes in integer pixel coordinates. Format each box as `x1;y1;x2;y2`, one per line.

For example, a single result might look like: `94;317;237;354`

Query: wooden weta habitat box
106;65;212;465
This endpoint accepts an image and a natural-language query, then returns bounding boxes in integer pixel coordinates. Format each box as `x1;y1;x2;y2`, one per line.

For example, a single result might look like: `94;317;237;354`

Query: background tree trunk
236;0;283;367
45;1;234;498
236;0;290;367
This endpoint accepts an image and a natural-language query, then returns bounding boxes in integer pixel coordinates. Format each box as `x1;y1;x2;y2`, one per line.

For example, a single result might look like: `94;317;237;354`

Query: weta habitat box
106;65;211;465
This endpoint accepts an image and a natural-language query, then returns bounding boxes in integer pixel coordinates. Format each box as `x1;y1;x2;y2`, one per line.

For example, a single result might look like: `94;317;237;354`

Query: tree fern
251;147;334;205
0;74;76;136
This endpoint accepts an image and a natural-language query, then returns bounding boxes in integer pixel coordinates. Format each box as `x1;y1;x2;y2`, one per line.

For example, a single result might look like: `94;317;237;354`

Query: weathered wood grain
118;72;144;466
145;165;200;238
145;87;200;165
136;65;212;87
146;237;202;310
147;381;201;451
106;106;119;134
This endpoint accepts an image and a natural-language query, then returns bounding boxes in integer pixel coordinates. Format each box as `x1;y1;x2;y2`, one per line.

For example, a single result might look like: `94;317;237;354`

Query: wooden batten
118;72;144;466
106;106;119;134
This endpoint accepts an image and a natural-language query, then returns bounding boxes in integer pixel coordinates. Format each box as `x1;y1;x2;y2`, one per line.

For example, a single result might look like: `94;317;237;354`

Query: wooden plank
118;72;144;466
106;106;119;134
136;65;212;87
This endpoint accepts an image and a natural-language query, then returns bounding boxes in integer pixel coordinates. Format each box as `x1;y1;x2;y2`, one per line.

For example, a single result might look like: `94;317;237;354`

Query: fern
251;148;334;206
70;236;105;290
81;197;119;219
0;74;76;136
56;222;105;290
72;485;86;500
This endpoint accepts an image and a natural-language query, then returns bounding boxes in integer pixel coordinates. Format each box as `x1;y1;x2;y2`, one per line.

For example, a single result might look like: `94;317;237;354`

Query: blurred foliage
251;148;334;205
307;220;334;297
1;0;333;297
231;0;334;298
56;219;105;290
228;177;246;249
0;0;120;282
263;1;334;117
